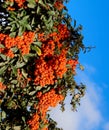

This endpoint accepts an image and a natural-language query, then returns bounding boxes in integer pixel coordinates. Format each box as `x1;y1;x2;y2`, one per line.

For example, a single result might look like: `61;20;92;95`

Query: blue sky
50;0;109;130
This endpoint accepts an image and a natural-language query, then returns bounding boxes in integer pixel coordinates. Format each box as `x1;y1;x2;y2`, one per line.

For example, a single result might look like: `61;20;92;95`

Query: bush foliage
0;0;86;129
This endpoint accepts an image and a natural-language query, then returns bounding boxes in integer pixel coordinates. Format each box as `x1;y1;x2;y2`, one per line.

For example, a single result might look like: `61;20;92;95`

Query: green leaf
22;15;29;21
22;69;28;78
26;24;32;30
0;44;5;48
31;17;35;25
11;47;18;53
38;0;46;8
10;24;16;32
48;11;55;15
1;111;6;119
6;126;11;130
9;32;16;37
79;64;84;71
35;86;42;91
0;54;7;60
11;80;18;84
0;111;6;119
7;100;16;109
0;77;4;82
27;0;36;8
18;26;24;36
23;53;36;62
12;66;17;75
13;126;21;130
31;45;42;56
33;42;42;47
22;116;26;123
28;4;36;8
37;6;41;14
29;90;36;96
16;61;26;68
0;66;7;75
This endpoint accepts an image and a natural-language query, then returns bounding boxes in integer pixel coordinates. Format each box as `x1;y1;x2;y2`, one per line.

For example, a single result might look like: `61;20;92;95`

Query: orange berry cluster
67;59;79;71
28;113;40;130
9;0;26;8
38;24;70;43
0;82;6;91
37;89;64;119
34;57;55;87
34;24;75;87
0;32;35;58
28;89;64;130
34;47;68;86
57;24;70;41
54;1;64;11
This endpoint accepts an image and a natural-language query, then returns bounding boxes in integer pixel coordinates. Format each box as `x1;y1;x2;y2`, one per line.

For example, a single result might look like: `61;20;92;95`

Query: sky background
50;0;109;130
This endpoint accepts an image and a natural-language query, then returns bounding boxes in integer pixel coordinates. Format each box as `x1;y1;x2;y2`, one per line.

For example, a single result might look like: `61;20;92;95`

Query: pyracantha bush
0;0;87;129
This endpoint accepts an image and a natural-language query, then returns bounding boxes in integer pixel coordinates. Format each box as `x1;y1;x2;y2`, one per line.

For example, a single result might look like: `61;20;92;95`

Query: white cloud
104;122;109;130
49;65;103;130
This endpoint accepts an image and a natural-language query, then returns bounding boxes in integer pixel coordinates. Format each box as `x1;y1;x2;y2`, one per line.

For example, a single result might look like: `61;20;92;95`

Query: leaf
74;19;76;28
22;116;26;123
31;17;35;25
13;126;21;130
31;45;42;56
7;100;16;109
0;54;7;60
22;15;29;21
23;53;36;62
29;90;36;96
0;77;4;82
37;6;41;14
0;44;5;48
10;24;16;32
9;32;16;37
6;126;11;130
47;11;55;15
22;69;28;78
33;42;42;47
35;86;42;91
38;0;46;8
27;3;35;8
11;80;18;84
79;64;84;71
18;26;24;36
27;0;36;8
11;47;18;53
11;66;17;75
0;66;7;75
26;24;32;30
1;111;6;119
16;61;26;68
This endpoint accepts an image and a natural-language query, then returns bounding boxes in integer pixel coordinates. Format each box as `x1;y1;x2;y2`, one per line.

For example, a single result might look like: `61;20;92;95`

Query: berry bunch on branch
0;0;86;129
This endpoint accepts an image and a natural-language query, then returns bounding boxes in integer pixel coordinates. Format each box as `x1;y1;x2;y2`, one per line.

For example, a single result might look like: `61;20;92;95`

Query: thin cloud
104;122;109;130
